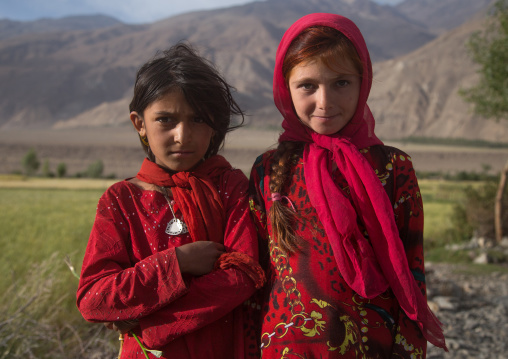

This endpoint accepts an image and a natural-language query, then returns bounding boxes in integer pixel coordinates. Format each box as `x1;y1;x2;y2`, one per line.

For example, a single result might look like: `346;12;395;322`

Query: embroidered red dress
77;165;258;358
249;145;428;358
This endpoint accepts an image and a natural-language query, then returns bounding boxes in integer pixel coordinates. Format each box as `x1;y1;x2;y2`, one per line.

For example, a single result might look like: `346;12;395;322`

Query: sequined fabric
77;167;259;358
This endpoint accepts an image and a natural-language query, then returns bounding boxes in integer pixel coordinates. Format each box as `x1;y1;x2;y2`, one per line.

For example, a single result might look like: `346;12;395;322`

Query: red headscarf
274;13;446;349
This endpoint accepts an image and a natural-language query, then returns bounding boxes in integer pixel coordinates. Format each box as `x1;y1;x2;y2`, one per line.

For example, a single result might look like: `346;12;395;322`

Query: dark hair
270;26;362;254
129;42;244;159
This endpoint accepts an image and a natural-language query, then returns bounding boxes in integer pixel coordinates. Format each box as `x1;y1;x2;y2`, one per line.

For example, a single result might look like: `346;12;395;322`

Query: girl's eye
299;83;315;91
156;117;171;123
193;117;205;124
157;117;179;126
336;80;350;87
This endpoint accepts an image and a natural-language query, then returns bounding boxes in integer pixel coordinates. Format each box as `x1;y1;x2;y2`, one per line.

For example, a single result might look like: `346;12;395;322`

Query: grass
419;179;508;268
418;179;477;245
0;177;502;357
399;136;508;149
0;179;119;358
0;174;117;189
452;263;508;275
0;177;471;283
0;177;494;279
0;254;118;358
0;186;104;291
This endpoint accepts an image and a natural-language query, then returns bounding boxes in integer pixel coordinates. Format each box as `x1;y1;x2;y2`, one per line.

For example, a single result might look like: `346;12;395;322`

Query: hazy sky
0;0;404;24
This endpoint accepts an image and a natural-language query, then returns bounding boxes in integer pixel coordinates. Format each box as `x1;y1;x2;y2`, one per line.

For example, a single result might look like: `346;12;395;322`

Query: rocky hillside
396;0;493;34
369;13;508;142
425;262;508;359
0;0;434;129
0;15;123;40
1;0;504;142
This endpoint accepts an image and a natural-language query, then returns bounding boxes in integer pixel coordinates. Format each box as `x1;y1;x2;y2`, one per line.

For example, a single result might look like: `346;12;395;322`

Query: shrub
21;148;40;176
56;163;67;178
451;180;508;242
42;159;54;178
86;160;104;179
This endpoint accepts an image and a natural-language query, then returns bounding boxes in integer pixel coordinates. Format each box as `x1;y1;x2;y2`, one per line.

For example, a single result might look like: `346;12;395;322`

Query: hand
104;320;139;334
175;241;225;276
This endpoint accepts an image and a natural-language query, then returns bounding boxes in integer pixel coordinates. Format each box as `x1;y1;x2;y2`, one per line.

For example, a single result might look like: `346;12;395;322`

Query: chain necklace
159;187;188;236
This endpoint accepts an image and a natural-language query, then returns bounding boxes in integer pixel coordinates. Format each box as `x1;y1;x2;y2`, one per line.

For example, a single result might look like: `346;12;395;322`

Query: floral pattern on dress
249;145;427;359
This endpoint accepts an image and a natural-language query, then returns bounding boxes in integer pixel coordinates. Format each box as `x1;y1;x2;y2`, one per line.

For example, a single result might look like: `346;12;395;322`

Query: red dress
249;145;428;358
77;167;258;358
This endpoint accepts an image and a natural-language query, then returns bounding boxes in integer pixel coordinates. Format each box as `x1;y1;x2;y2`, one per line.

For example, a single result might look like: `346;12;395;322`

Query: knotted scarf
274;13;446;349
136;156;265;289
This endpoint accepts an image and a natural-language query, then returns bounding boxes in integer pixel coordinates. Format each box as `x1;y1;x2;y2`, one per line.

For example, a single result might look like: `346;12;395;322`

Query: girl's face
288;57;361;135
130;90;214;172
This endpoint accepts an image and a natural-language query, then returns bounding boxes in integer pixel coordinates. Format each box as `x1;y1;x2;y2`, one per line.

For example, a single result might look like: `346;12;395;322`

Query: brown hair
268;141;303;254
270;26;362;254
129;42;244;160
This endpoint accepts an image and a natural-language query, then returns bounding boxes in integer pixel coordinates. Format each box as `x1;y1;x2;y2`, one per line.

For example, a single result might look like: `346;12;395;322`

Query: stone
473;252;490;264
425;263;508;359
432;296;457;310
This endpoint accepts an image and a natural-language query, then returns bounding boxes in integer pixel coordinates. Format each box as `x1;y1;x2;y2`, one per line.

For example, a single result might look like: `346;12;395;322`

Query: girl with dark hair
249;14;447;358
77;43;264;359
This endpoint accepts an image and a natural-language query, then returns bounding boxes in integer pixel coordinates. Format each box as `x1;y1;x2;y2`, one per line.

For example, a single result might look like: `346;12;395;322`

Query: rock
432;296;457;310
473;252;490;264
428;300;439;313
426;263;508;359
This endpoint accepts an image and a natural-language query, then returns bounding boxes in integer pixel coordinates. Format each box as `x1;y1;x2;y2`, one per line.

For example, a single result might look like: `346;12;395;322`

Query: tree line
20;148;112;179
460;0;508;245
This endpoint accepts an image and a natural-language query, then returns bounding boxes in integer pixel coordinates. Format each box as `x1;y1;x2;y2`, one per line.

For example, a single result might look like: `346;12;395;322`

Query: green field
418;180;477;244
0;177;469;287
0;178;119;358
1;187;102;283
0;177;497;357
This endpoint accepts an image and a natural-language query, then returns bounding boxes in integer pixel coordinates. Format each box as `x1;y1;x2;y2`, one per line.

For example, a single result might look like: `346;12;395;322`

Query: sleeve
389;153;428;358
241;154;272;358
137;170;260;349
76;185;189;323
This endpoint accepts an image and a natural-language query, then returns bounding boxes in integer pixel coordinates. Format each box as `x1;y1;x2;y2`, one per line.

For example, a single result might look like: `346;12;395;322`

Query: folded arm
138;170;260;348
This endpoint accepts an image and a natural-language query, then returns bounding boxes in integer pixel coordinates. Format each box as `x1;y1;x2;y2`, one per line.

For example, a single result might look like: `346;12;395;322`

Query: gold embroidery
261;238;368;354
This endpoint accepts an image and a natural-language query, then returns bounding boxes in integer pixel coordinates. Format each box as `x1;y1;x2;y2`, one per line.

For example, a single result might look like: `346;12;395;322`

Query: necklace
160;187;188;236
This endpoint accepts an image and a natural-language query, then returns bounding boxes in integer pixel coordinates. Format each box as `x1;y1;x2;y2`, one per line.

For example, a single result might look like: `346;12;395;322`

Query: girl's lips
170;151;194;156
312;114;338;121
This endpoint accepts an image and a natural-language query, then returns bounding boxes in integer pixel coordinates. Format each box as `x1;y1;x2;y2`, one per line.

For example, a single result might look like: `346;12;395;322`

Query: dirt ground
1;127;507;179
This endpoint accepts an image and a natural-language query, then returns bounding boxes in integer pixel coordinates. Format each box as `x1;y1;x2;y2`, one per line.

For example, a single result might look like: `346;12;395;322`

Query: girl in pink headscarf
249;13;447;358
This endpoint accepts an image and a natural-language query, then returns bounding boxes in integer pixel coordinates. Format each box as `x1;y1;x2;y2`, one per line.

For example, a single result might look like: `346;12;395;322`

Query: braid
268;141;303;254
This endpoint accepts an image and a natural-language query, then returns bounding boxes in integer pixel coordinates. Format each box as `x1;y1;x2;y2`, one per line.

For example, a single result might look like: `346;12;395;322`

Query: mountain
0;20;149;128
0;0;503;143
0;15;123;41
369;13;508;142
396;0;493;34
0;0;436;130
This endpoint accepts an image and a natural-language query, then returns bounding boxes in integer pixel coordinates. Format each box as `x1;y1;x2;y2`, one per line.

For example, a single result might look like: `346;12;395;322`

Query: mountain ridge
0;14;124;41
1;0;505;142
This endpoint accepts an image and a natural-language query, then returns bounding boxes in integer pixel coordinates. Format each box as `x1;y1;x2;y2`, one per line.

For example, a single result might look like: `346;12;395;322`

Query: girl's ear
130;111;146;137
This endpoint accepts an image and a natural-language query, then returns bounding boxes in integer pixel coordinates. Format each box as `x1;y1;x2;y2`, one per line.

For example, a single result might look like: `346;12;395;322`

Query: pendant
165;218;189;236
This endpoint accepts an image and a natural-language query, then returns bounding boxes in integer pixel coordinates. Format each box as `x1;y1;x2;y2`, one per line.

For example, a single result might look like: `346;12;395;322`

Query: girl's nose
174;122;192;144
316;87;333;110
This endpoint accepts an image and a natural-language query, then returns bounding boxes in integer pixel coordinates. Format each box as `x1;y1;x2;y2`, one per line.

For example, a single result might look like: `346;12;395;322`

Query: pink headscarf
274;13;446;349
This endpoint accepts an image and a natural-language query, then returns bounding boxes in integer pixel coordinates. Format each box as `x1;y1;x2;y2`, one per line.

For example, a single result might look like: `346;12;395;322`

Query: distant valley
0;0;506;143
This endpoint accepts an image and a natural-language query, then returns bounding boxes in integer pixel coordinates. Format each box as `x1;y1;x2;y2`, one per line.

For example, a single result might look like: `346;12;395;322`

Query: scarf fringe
419;303;448;351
